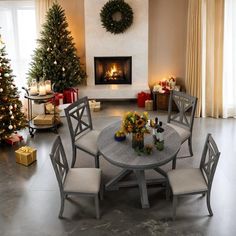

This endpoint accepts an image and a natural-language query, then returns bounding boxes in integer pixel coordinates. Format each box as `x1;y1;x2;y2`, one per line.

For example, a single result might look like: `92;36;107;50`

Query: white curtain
223;0;236;118
0;0;36;95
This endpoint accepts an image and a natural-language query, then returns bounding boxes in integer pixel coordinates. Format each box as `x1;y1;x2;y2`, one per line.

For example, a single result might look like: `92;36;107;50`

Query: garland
100;0;133;34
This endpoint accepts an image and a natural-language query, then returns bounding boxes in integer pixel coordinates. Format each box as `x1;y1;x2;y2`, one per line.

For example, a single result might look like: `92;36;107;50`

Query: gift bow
19;146;34;153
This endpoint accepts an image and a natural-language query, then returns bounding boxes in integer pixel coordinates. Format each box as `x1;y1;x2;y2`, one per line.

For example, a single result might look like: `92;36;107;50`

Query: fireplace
94;57;132;85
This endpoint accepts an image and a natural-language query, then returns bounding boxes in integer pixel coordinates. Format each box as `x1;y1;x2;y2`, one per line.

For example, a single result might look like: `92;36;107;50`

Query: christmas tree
28;2;86;92
0;35;27;141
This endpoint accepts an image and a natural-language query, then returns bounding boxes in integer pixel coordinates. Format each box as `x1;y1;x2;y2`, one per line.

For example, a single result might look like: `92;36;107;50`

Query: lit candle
45;80;51;94
29;79;38;95
39;82;46;96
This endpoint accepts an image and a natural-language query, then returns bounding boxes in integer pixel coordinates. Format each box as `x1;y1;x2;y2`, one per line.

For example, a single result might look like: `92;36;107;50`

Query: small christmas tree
28;2;86;92
0;35;27;141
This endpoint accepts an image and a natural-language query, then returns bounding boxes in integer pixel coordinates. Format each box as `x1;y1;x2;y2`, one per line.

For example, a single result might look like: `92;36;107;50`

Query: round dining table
97;120;181;208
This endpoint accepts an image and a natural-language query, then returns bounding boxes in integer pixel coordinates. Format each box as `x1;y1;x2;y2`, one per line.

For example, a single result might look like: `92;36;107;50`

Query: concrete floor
0;101;235;236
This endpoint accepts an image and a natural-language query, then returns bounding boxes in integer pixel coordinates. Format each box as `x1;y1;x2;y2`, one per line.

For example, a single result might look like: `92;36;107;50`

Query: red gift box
5;133;23;145
137;92;151;107
54;93;64;106
63;88;79;104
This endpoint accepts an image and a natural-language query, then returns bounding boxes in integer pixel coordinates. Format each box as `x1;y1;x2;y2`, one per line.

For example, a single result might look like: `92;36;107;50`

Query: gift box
137;92;151;107
32;102;45;117
54;93;64;106
89;100;101;111
145;100;153;111
33;114;54;125
45;102;61;115
5;133;23;145
63;88;78;104
15;146;37;166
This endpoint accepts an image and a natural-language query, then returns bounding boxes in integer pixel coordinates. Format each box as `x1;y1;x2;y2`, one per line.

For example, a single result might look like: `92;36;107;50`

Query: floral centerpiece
122;111;149;149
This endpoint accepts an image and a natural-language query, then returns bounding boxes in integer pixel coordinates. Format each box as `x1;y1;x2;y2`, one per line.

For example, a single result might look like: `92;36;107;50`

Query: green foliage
28;2;86;92
100;0;133;34
0;36;27;140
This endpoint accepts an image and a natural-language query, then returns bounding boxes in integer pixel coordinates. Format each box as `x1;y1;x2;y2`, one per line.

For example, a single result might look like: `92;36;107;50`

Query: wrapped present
89;100;101;111
32;102;45;117
45;102;61;115
63;88;78;104
15;146;37;166
145;100;153;111
5;133;23;145
54;93;64;106
33;114;54;125
137;92;151;107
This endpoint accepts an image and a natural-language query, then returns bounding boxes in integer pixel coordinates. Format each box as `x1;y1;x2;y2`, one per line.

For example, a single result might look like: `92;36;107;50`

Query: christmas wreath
100;0;133;34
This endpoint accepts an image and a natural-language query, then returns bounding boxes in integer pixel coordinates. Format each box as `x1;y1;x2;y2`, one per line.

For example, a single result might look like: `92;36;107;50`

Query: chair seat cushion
167;168;208;195
75;130;100;156
64;168;101;194
167;123;191;143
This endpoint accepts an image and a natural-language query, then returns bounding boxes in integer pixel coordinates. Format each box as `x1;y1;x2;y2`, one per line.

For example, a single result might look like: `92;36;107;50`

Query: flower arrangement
153;76;177;94
122;111;149;141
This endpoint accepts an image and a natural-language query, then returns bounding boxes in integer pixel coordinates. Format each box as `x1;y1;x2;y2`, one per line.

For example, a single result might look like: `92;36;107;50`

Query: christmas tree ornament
8;125;13;130
9;111;12;115
11;115;14;119
9;105;13;110
14;104;17;108
0;88;3;92
54;60;57;65
4;73;9;77
62;67;65;71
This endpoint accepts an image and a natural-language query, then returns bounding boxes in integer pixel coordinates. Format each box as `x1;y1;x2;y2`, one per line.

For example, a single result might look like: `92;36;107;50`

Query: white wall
82;0;149;99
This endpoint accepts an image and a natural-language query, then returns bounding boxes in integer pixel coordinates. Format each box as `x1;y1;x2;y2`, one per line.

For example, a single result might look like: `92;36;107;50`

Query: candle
45;80;51;94
39;82;46;96
30;79;38;95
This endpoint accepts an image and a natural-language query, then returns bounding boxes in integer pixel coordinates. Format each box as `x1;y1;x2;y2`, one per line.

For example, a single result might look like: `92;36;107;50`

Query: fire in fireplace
94;57;132;85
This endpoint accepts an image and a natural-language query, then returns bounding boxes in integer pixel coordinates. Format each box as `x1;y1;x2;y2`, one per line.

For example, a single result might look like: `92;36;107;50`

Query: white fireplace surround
79;0;149;99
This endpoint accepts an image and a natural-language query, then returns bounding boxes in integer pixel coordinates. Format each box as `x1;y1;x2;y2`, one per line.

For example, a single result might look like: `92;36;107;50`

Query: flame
107;64;118;77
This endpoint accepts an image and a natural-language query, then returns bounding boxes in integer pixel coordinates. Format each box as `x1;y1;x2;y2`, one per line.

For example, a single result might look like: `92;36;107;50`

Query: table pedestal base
105;168;167;209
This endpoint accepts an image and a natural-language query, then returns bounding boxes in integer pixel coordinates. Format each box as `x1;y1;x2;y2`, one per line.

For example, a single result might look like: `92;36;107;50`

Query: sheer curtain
223;0;236;118
0;0;36;96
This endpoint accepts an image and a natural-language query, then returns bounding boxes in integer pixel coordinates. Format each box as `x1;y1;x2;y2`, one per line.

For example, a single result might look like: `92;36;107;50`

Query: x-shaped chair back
168;90;198;132
50;135;69;192
200;134;221;191
65;96;93;143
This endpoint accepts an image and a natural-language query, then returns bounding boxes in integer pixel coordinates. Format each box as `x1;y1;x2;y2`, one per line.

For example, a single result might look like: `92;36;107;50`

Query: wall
149;0;188;89
59;0;188;91
82;0;149;99
58;0;85;64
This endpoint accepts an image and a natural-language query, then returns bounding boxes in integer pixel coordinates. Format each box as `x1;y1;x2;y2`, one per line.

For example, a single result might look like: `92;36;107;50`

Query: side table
23;90;57;137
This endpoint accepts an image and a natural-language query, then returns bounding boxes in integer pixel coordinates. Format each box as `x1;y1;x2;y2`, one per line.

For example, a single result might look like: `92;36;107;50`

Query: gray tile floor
0;101;235;236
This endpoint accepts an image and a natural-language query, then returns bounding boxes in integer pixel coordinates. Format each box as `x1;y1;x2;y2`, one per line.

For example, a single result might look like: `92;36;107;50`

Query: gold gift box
15;146;37;166
33;114;54;125
145;100;153;111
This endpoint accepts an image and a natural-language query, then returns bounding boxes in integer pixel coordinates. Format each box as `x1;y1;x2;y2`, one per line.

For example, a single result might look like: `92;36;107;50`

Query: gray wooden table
97;120;181;208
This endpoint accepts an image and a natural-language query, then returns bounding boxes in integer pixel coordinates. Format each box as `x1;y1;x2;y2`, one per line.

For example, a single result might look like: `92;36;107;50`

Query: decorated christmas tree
0;35;27;141
28;2;86;92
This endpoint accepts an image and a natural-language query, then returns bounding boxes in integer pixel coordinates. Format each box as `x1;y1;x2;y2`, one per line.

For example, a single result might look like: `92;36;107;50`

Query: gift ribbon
18;146;34;153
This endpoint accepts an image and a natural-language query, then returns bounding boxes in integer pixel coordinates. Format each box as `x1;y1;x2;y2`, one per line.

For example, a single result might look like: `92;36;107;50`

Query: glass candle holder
39;81;46;96
30;79;38;95
45;80;52;94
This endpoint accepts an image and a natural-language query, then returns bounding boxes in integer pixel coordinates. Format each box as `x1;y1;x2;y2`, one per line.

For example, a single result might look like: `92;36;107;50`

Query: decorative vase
132;133;144;149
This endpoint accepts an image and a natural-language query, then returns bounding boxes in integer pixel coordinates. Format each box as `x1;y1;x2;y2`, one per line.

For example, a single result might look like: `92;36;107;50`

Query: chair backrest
200;134;221;190
64;96;93;142
167;90;198;131
50;135;69;192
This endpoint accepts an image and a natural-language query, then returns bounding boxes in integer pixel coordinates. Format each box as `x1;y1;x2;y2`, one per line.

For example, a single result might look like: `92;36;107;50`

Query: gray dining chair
64;96;100;168
167;90;198;157
167;133;220;220
50;135;102;219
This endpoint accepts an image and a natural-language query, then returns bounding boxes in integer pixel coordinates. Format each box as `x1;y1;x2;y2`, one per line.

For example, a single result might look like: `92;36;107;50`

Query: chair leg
59;195;65;218
95;154;100;168
172;196;178;220
206;192;213;216
94;195;100;219
99;182;104;201
166;181;171;200
188;137;193;157
71;146;76;168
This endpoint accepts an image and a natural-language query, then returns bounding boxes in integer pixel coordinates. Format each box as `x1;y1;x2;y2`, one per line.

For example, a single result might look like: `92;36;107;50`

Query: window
0;0;36;95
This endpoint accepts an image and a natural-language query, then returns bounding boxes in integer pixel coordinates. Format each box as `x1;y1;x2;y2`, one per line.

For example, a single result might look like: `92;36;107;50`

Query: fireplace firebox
94;57;132;85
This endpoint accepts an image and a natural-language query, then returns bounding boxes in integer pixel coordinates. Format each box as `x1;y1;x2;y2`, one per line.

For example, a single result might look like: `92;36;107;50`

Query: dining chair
167;90;198;157
64;96;100;168
50;135;102;219
167;133;221;220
